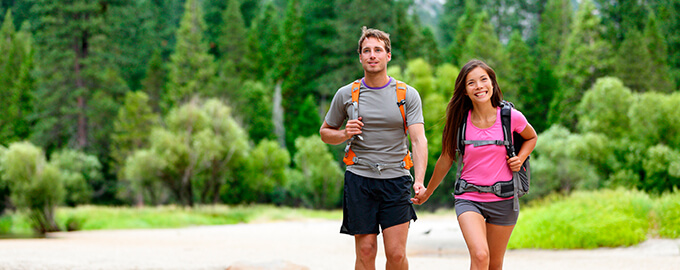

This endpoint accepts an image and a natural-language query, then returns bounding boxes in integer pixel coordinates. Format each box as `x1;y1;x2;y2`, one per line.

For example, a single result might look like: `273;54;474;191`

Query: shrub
509;189;652;249
655;191;680;238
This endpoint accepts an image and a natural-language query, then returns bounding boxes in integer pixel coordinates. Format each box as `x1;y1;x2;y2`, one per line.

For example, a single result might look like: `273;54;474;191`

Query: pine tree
30;0;128;154
111;91;159;179
597;0;648;46
506;30;535;109
551;0;613;130
212;0;248;103
300;0;338;97
165;0;216;109
644;11;673;92
141;49;165;113
106;0;162;91
438;0;465;46
391;1;420;67
536;0;572;67
652;0;680;89
0;10;33;144
274;0;309;150
459;12;508;78
420;26;441;67
218;0;247;73
247;2;281;80
614;29;654;92
446;0;478;65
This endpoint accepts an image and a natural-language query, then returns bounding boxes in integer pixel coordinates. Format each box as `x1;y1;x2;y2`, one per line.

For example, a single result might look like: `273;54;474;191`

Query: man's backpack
342;79;413;174
454;100;530;211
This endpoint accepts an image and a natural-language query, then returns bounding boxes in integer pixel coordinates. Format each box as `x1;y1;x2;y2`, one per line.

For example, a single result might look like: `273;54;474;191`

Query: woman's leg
486;223;515;270
458;211;490;270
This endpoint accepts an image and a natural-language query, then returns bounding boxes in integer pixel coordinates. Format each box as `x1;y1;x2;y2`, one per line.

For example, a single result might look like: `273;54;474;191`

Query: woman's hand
411;183;430;205
506;155;523;172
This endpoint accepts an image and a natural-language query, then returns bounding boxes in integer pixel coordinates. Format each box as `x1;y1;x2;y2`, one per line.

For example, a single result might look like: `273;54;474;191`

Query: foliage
551;0;614;129
289;136;343;209
509;189;652;249
577;77;633;138
164;0;216;109
49;149;102;206
0;142;64;234
29;0;129;157
528;126;605;199
655;191;680;238
505;30;535;109
0;10;34;144
111;91;159;180
244;139;291;204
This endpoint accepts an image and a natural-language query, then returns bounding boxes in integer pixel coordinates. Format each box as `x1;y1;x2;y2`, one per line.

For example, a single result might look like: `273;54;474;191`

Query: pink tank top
456;107;528;202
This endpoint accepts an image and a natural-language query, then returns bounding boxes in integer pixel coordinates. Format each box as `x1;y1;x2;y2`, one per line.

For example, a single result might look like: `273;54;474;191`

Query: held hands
344;117;364;139
506;155;522;172
410;182;429;205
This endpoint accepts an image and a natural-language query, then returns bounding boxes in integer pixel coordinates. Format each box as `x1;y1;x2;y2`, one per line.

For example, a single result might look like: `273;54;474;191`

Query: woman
411;59;537;269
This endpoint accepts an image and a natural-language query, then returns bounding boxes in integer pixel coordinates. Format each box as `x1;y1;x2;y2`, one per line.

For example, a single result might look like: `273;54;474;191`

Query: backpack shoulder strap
500;100;515;157
396;81;408;134
457;110;468;157
351;80;361;102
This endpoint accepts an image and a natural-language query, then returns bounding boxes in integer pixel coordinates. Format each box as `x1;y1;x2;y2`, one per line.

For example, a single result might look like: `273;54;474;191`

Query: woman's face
464;67;493;104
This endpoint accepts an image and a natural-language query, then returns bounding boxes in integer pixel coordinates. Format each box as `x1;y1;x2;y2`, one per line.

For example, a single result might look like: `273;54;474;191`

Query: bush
0;142;64;234
509;189;652;249
654;191;680;238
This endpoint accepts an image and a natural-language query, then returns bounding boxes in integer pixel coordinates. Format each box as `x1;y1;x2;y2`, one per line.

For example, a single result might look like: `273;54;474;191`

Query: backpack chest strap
463;140;509;147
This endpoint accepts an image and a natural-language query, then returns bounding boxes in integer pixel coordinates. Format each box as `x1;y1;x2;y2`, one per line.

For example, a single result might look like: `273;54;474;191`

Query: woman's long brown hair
441;59;503;159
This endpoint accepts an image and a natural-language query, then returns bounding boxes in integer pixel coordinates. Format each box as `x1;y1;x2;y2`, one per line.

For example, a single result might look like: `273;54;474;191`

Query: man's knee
357;241;377;259
385;248;406;263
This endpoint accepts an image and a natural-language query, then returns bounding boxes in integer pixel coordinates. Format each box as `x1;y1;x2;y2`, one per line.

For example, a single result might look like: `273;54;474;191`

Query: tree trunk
273;79;286;148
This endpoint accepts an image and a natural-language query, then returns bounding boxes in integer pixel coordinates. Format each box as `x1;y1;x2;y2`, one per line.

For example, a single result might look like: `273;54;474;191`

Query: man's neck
362;72;390;88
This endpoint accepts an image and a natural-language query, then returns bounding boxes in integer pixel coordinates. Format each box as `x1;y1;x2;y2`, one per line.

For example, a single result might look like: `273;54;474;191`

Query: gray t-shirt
324;77;424;179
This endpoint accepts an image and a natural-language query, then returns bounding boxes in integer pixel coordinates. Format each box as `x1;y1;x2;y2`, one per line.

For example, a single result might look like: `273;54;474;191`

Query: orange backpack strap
344;80;362;166
396;81;407;134
351;80;361;103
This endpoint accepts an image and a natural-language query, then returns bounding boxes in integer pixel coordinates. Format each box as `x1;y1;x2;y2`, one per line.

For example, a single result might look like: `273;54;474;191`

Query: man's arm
408;123;428;195
319;118;364;145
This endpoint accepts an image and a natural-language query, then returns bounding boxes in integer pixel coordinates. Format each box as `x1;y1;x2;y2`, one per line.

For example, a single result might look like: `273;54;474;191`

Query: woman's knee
470;248;490;264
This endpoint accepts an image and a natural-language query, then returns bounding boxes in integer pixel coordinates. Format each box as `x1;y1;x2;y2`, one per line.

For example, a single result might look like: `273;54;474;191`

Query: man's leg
486;223;514;270
382;221;409;270
355;234;378;270
458;211;490;270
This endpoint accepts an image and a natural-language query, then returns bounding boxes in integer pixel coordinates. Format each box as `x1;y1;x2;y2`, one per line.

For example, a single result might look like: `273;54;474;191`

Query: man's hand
410;182;428;205
344;117;364;139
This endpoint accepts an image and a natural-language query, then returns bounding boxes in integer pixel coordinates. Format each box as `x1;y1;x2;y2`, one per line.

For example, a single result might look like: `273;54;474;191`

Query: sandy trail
0;215;678;269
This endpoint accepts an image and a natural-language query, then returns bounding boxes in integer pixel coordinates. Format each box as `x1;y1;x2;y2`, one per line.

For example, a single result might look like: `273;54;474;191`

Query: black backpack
454;100;530;210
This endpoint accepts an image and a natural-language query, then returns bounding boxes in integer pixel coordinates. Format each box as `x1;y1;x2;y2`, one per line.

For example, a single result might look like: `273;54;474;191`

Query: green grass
3;189;680;249
654;191;680;238
1;205;341;234
508;188;653;249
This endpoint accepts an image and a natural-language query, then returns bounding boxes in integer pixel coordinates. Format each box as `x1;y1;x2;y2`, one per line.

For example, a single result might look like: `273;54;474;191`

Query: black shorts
454;199;518;226
341;171;417;235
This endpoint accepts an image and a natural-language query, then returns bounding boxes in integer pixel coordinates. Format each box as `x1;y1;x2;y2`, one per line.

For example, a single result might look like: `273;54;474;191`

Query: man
319;26;427;270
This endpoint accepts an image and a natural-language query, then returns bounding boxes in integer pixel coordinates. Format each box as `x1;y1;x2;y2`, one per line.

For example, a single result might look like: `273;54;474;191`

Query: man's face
359;37;391;74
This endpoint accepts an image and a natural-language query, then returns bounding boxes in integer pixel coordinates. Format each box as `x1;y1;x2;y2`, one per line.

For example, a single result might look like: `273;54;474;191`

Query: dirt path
0;216;679;269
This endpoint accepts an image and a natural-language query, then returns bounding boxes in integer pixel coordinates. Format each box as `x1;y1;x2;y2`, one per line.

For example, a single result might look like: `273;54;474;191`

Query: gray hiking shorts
454;198;518;226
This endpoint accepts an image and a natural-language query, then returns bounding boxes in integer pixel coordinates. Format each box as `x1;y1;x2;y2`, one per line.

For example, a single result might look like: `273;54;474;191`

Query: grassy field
0;205;342;236
2;188;679;249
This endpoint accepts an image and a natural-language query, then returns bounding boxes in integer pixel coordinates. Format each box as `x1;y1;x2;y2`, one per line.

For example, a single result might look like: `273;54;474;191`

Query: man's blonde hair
357;26;391;54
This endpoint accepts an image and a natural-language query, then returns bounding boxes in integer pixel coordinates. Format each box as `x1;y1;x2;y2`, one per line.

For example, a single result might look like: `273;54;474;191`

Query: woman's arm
507;123;537;172
411;152;454;205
